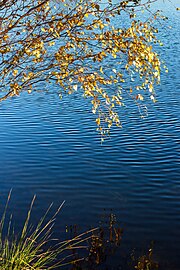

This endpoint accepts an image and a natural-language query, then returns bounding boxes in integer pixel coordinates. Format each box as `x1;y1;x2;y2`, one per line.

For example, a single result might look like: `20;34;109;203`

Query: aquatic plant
134;248;159;270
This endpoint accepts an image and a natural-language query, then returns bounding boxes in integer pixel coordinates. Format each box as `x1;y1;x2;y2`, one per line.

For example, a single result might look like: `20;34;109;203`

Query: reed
0;191;95;270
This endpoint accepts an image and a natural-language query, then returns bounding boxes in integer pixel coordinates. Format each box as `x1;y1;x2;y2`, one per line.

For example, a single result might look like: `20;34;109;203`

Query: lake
0;0;180;269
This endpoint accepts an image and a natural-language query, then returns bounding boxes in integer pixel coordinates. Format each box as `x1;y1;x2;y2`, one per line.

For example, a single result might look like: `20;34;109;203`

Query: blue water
0;1;180;269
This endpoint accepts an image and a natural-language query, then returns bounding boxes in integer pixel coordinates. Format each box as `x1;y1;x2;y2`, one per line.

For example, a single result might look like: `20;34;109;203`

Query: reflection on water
0;1;180;269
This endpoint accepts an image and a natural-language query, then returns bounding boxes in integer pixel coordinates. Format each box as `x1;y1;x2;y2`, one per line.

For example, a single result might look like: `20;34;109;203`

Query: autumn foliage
0;0;163;138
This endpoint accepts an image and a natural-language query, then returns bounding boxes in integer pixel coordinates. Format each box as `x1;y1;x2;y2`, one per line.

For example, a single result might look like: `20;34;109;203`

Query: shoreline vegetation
0;192;158;270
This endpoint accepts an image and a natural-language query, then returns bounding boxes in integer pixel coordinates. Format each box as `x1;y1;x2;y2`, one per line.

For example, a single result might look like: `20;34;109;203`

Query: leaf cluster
0;0;163;139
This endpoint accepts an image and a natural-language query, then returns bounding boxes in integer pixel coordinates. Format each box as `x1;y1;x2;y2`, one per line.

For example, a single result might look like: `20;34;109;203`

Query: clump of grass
0;191;95;270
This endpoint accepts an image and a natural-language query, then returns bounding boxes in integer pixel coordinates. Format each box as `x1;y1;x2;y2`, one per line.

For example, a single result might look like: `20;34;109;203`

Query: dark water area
0;0;180;269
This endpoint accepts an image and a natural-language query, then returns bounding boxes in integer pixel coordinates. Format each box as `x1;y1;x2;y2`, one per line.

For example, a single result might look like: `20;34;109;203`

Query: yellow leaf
12;70;18;76
3;35;9;41
150;95;155;100
73;85;78;91
48;41;55;46
100;66;104;74
96;118;101;125
138;94;144;101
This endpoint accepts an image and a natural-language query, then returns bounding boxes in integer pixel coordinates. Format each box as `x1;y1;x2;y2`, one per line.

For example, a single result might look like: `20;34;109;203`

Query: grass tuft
0;191;96;270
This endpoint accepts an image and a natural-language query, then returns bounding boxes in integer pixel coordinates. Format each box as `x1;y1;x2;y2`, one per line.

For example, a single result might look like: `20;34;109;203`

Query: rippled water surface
0;1;180;269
